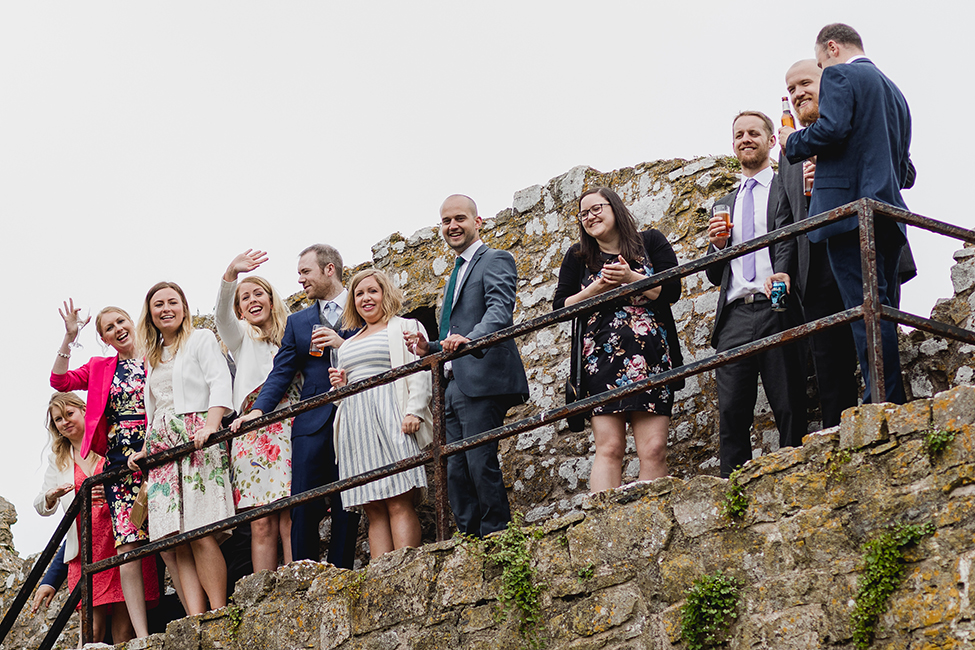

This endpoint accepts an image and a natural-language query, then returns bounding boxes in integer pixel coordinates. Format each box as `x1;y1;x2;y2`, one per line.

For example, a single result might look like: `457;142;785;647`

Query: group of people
31;20;914;642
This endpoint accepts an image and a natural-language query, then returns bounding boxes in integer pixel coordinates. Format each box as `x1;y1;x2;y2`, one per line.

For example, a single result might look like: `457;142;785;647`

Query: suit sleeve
903;156;916;189
50;360;92;392
770;178;798;277
786;67;855;163
552;246;583;311
251;315;300;414
40;542;68;591
465;250;518;341
643;230;681;304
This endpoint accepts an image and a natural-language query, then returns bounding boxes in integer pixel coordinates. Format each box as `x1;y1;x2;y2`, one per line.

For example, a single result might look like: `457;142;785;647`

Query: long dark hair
575;187;646;273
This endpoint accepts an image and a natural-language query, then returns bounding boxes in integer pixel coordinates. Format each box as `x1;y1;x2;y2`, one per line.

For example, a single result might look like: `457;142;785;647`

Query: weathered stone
670;475;726;538
164;617;201;650
933;385;975;432
840;403;891;450
886;398;933;436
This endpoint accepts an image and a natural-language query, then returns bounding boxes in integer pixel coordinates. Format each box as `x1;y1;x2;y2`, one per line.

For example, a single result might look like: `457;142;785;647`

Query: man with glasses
705;111;808;478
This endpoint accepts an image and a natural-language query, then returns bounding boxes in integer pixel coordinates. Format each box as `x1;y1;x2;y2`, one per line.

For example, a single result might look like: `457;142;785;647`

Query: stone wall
92;385;975;649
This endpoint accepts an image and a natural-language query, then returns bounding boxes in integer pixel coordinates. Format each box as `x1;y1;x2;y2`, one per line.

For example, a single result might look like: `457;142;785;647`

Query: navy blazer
785;58;911;242
705;172;798;347
252;304;334;437
430;245;529;401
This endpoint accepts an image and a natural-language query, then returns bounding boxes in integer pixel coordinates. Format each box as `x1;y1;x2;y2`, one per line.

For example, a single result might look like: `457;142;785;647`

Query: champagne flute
70;306;91;349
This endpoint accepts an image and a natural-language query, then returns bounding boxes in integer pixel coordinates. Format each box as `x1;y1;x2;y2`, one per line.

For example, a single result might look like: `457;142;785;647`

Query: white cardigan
34;454;81;562
336;316;433;447
145;329;233;423
215;279;280;412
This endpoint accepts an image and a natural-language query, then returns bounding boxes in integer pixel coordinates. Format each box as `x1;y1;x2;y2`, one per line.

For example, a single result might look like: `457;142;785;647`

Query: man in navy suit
234;244;360;567
706;111;807;478
407;195;529;537
779;23;911;404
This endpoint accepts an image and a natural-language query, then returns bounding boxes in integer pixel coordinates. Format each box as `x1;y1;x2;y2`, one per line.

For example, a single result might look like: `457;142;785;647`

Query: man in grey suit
706;111;807;478
407;194;529;537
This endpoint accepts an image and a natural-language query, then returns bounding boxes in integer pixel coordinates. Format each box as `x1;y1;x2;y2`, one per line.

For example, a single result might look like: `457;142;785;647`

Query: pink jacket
50;355;129;458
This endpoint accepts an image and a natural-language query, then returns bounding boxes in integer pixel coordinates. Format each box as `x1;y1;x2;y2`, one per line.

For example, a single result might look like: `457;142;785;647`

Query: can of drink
770;281;788;312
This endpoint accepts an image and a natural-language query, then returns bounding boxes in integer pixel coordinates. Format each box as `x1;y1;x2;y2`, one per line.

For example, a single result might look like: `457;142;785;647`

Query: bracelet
56;351;70;359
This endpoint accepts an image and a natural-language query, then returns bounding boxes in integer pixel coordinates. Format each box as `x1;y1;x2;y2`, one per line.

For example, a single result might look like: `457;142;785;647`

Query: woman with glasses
553;187;681;492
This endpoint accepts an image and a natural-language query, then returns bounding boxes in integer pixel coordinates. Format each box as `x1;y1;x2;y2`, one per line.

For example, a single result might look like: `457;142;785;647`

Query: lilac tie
741;178;758;282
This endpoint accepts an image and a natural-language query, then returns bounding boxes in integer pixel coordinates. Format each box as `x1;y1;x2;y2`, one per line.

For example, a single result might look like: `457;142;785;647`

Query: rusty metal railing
5;198;974;647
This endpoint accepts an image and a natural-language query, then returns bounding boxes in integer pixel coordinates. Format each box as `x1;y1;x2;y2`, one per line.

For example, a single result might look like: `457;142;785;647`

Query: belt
732;292;768;307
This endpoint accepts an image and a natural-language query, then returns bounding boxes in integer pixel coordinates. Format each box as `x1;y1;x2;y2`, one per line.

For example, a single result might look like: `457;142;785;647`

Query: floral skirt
105;417;150;546
146;410;234;541
232;386;294;509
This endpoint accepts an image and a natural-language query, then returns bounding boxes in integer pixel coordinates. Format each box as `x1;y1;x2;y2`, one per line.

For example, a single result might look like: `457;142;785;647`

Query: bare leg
363;502;393;558
91;604;109;645
386;491;421;551
632;413;671;481
250;512;280;573
189;535;227;610
175;544;207;616
159;549;187;611
116;542;148;637
110;600;135;644
589;414;627;493
279;508;292;565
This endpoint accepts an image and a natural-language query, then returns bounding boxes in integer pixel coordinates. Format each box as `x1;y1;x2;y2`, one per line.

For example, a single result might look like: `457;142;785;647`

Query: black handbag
564;316;587;432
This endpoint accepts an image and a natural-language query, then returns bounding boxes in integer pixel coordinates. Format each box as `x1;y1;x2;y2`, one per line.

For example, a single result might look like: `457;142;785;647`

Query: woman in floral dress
553;187;681;492
218;249;299;572
129;281;234;615
50;301;160;638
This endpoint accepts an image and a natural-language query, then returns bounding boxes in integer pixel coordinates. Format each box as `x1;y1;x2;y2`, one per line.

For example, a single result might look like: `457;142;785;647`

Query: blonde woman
35;392;135;644
329;269;430;558
216;250;299;572
128;281;233;615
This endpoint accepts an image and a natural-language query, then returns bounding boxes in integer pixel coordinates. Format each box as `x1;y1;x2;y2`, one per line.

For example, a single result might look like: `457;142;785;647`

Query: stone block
839;403;890;450
568;583;642;637
434;545;486;609
886;398;933;436
165;616;201;650
933;385;975;432
351;549;436;634
670;475;727;538
231;569;276;608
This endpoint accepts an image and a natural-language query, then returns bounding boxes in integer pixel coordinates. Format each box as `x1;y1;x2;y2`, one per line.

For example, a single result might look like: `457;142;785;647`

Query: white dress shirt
726;165;776;304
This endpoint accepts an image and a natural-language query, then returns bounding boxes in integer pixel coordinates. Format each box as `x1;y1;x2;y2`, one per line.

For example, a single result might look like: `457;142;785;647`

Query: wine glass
70;306;91;349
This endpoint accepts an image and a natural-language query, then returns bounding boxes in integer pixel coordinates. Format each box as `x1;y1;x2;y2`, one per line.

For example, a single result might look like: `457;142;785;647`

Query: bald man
407;195;529;537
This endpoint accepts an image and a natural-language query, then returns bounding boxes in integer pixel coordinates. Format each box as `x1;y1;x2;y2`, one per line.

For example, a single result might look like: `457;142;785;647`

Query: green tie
439;256;464;340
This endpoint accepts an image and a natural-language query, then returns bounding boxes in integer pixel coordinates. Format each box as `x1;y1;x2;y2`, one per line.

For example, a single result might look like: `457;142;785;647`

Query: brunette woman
553;187;681;492
35;392;135;644
216;250;298;572
50;301;160;637
129;282;233;615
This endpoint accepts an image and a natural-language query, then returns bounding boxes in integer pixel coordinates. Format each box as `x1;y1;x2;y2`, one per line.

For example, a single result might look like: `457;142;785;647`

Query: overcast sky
2;1;970;555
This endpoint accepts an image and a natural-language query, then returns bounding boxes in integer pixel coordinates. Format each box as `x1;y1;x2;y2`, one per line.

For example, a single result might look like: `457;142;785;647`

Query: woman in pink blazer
50;300;162;639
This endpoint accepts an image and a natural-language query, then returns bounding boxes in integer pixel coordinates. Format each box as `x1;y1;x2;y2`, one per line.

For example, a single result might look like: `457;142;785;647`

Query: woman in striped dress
328;269;430;559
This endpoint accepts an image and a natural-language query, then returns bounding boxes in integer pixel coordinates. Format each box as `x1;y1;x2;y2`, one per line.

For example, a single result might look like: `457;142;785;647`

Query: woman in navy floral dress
553;187;681;492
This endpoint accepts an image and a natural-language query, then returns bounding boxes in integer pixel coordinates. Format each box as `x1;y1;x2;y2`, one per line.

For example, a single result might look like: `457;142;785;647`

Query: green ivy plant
679;570;740;650
225;604;243;638
825;449;852;482
458;513;547;649
722;468;748;520
725;156;742;172
923;429;956;457
577;562;595;583
851;521;935;649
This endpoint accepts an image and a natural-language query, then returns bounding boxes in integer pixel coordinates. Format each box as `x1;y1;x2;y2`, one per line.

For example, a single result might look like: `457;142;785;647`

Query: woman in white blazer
329;269;431;559
36;392;135;644
128;281;233;616
215;249;298;572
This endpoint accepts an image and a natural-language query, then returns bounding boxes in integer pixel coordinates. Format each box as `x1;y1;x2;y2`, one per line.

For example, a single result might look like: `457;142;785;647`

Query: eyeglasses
578;203;610;222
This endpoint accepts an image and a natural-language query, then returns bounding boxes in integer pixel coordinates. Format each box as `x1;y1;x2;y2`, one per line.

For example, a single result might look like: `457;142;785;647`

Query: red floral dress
231;381;299;509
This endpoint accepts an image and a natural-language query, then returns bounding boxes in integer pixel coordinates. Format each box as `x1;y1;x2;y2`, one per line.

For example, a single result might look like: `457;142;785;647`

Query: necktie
439;257;465;340
741;177;758;282
322;301;339;329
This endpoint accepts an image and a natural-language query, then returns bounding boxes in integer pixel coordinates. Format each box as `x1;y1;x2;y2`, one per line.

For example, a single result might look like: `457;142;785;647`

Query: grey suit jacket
430;245;530;401
705;172;798;348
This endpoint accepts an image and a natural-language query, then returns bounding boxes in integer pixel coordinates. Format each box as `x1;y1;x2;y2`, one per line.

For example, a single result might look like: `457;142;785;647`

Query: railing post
858;200;886;402
431;359;451;541
80;481;94;645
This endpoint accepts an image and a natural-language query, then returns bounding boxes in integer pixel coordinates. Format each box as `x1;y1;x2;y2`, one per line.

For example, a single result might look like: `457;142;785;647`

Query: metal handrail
5;198;973;646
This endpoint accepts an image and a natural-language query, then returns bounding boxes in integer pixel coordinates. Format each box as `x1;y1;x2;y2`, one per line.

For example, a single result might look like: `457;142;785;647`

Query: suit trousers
444;380;512;537
826;223;906;404
802;241;860;427
715;298;808;478
290;411;360;568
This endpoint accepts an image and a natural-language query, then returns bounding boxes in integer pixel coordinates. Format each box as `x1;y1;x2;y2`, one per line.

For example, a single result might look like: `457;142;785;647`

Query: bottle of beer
781;97;795;128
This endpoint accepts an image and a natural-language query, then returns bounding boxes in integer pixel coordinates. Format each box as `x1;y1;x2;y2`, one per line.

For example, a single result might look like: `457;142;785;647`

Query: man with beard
705;111;807;478
780;59;918;426
779;23;911;405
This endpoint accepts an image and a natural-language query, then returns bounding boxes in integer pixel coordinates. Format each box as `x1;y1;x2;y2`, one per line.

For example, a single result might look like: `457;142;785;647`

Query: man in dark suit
706;111;807;478
779;23;911;404
233;244;360;567
407;194;529;537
